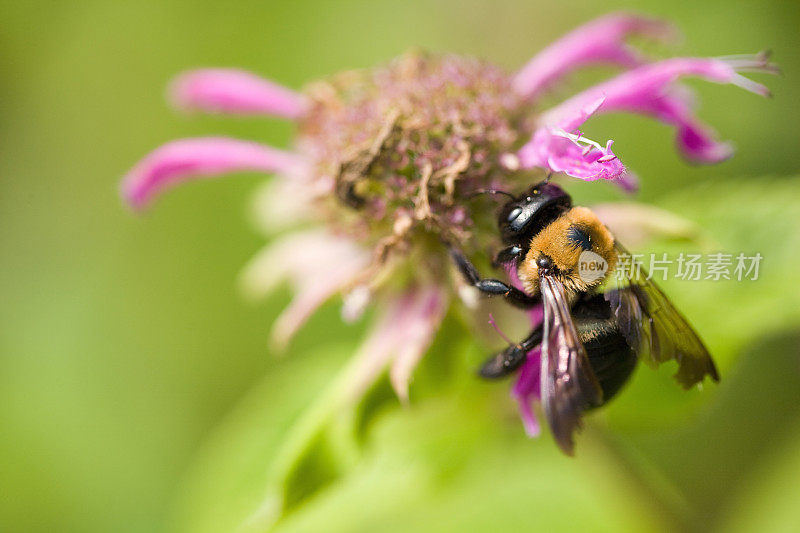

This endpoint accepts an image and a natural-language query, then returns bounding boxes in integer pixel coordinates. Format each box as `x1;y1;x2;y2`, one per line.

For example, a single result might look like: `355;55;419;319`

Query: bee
452;181;719;455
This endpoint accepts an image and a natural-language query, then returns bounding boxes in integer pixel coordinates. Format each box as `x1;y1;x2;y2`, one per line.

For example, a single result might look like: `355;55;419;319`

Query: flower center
298;52;536;264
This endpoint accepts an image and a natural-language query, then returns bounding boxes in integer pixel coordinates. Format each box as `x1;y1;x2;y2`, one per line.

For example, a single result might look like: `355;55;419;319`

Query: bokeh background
2;1;799;532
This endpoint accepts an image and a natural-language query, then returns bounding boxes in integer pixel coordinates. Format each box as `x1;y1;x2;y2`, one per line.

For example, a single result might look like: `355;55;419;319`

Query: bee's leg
450;247;539;309
479;326;544;379
491;245;525;268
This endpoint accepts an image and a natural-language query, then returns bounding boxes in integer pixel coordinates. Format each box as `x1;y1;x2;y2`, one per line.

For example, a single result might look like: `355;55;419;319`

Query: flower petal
121;137;304;209
520;54;774;181
537;56;774;164
341;285;372;323
518;124;628;184
331;286;449;404
270;253;367;349
512;347;543;437
665;99;734;163
547;138;626;181
342;292;416;402
238;230;370;348
249;179;311;235
507;267;546;435
248;172;332;235
592;202;701;248
170;69;307;118
389;287;448;403
240;230;338;299
543;56;774;127
513;12;676;99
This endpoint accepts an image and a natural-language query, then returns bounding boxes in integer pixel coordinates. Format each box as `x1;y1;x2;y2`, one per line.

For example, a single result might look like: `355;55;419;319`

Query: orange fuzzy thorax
518;206;617;295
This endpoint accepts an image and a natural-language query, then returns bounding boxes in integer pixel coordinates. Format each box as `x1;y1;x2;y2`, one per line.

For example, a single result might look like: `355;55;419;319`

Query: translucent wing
539;274;604;455
603;243;719;388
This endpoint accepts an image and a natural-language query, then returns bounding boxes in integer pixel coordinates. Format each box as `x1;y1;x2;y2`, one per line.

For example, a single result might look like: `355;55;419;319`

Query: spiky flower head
299;53;523;250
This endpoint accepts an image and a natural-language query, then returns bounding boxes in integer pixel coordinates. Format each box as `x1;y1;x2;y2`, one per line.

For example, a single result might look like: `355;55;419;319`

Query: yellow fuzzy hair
518;206;617;295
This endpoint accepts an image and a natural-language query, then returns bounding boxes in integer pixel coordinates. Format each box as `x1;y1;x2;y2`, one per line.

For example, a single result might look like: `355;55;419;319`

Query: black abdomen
573;294;638;405
584;327;638;404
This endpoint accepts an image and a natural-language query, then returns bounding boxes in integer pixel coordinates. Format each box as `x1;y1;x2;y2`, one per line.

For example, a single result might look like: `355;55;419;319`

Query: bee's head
519;207;617;294
497;181;572;245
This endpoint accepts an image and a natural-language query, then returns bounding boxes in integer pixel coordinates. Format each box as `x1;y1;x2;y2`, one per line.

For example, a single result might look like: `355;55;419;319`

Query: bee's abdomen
574;295;638;405
584;327;638;404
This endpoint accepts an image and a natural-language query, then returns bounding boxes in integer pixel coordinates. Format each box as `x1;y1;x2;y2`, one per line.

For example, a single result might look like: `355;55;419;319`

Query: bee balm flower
122;13;773;429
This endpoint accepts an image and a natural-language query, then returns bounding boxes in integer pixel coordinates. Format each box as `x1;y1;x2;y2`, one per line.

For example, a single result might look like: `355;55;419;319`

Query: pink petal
547;139;626;181
512;347;542;437
519;54;774;181
238;230;370;348
121;137;304;209
670;105;734;163
389;287;448;402
335;286;449;404
170;69;307;118
507;265;545;435
543;57;773;127
240;230;363;299
516;397;540;437
513;12;676;99
270;251;367;348
342;292;418;402
538;56;773;164
518;125;628;184
615;171;639;193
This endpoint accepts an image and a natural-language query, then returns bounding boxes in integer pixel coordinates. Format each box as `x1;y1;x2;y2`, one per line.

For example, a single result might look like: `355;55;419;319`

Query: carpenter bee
452;181;719;454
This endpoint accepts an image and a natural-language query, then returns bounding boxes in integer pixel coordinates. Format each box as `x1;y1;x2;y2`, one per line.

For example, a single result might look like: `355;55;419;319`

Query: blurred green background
2;1;799;532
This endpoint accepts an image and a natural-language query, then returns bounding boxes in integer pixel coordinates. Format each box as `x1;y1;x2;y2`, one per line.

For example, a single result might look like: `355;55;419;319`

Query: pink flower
121;13;772;435
513;12;677;100
517;97;633;189
523;54;777;180
515;14;775;185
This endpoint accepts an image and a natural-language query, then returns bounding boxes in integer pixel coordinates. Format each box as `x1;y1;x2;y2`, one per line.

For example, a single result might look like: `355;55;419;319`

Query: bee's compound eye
507;206;522;222
537;254;554;271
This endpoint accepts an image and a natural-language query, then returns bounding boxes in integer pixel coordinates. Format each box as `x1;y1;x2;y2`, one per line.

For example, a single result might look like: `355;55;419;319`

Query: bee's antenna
468;189;515;200
543;171;553;183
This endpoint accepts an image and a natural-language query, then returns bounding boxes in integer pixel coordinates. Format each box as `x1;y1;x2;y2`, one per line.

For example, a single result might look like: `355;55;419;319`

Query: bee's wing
539;274;604;455
603;242;719;388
